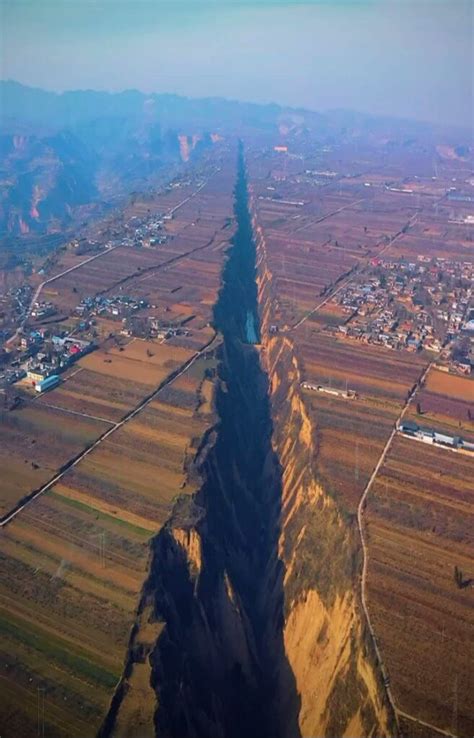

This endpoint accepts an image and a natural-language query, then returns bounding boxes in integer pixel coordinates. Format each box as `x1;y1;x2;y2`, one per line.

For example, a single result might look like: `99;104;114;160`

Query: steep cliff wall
255;212;393;738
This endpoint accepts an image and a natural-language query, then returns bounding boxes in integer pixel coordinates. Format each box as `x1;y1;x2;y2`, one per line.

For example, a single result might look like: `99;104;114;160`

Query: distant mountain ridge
1;82;257;238
1;80;285;133
0;81;468;241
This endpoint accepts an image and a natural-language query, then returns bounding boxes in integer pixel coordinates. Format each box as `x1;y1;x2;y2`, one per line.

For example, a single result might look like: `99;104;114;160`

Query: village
0;168;210;392
0;327;95;393
75;293;191;341
71;213;174;253
333;256;473;370
0;171;203;352
0;283;33;344
0;287;196;392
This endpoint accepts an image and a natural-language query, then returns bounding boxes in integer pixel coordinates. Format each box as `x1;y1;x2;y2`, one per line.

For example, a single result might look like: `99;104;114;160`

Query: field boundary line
292;196;364;233
101;228;226;296
34;402;115;425
0;333;218;528
356;359;441;737
398;709;459;738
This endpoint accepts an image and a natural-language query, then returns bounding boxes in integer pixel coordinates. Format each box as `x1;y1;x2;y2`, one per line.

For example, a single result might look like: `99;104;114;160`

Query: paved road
4;177;211;348
0;333;218;528
168;177;208;215
354;359;456;738
5;247;121;347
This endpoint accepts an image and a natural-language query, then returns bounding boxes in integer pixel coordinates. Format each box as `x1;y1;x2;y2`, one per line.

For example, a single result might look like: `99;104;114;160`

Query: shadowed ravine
99;143;394;738
99;144;301;738
150;145;300;738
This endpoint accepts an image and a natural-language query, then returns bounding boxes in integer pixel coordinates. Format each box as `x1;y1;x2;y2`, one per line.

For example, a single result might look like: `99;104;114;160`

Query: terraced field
251;143;474;738
404;368;474;442
0;402;110;515
0;163;233;738
0;337;218;738
366;436;474;737
298;331;425;512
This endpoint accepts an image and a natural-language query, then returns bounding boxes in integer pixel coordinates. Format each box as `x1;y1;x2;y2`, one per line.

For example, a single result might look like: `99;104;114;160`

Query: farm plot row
294;328;427;514
304;391;397;513
404;368;474;441
251;183;419;328
41;169;234;318
0;355;216;738
298;330;424;401
0;403;110;516
1;335;199;518
366;436;474;737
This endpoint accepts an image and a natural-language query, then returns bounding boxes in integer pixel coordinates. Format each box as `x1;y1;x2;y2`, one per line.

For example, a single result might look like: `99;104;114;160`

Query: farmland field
2;113;473;738
79;342;194;387
366;436;474;737
0;162;233;737
250;142;474;738
425;369;474;402
0;321;218;738
297;330;425;512
0;403;110;515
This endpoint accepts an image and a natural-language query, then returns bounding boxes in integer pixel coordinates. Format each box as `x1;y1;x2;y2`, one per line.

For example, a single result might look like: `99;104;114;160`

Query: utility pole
100;531;106;568
92;531;106;568
182;445;188;473
355;439;360;481
37;686;45;738
451;675;458;735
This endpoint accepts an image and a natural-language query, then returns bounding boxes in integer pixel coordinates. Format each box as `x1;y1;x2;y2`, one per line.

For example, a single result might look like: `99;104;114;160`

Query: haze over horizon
2;0;472;129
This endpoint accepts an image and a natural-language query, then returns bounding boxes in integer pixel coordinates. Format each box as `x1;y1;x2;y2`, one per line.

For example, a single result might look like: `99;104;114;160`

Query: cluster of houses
76;294;149;320
130;218;171;248
0;328;51;388
1;326;95;391
24;335;94;387
334;257;472;358
398;420;474;453
0;283;33;343
301;381;357;399
119;212;174;249
30;300;57;320
74;293;191;341
121;314;190;341
75;207;174;254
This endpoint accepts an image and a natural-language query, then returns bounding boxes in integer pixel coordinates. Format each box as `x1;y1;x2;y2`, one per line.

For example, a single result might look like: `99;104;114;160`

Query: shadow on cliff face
145;146;302;738
148;339;301;738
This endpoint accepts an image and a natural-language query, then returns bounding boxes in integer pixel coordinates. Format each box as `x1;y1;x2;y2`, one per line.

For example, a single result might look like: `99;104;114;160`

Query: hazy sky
2;1;473;127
